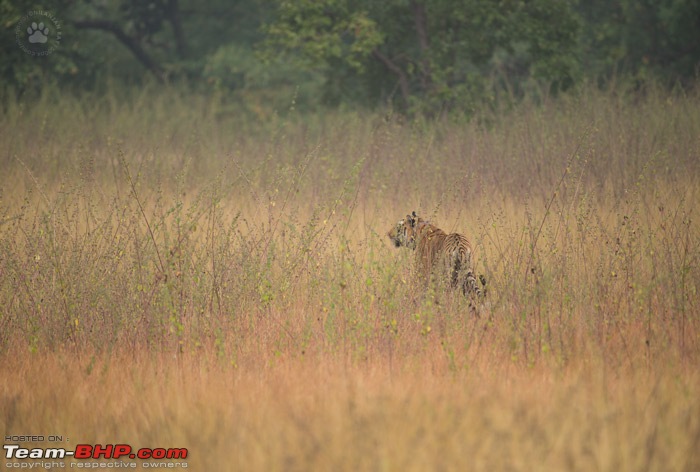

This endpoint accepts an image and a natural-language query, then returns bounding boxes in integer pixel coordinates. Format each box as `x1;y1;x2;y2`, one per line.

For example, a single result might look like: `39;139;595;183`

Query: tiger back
388;211;484;298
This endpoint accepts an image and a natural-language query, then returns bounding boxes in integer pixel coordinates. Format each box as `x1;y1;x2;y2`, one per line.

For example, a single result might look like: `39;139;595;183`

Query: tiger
388;211;486;299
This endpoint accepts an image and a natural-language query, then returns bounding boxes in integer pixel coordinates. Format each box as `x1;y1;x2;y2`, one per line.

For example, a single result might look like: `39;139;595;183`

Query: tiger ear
412;211;417;218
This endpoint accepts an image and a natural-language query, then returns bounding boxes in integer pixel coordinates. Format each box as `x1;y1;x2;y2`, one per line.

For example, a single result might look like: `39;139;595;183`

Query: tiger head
387;211;419;249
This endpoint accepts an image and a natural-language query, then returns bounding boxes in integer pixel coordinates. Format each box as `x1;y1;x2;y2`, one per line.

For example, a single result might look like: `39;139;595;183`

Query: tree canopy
2;0;699;114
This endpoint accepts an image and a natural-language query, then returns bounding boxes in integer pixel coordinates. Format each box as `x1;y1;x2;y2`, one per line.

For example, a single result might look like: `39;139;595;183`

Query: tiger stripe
388;211;485;299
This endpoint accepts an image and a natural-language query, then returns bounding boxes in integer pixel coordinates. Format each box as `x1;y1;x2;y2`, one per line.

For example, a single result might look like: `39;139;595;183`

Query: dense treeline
2;0;699;114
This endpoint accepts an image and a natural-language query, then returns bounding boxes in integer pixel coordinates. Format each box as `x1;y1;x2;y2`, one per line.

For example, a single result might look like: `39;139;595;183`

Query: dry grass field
1;84;699;470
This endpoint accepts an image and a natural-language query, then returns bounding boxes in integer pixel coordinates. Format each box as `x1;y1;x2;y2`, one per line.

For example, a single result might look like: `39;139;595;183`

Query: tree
0;0;79;93
262;0;581;114
578;0;700;86
1;0;268;92
71;0;188;82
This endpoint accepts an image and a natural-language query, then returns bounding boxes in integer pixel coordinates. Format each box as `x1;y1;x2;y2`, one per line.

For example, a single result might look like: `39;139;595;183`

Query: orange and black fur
388;211;486;299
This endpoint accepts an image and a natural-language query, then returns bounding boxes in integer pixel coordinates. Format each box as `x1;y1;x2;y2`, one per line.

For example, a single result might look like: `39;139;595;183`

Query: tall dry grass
1;83;699;470
2;351;698;471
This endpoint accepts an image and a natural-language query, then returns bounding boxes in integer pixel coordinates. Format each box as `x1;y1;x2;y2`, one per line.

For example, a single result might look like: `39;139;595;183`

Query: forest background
2;0;700;114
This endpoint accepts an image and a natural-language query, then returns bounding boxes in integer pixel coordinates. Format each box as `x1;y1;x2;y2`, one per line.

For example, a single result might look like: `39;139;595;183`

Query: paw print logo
15;11;61;56
27;22;49;44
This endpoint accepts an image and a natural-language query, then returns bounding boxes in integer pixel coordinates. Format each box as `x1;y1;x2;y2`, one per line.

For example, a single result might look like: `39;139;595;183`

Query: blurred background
2;0;699;116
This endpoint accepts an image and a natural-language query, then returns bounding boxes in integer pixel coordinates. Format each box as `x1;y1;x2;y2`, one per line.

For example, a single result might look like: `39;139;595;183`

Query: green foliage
1;0;699;115
262;0;383;72
203;43;325;117
0;0;79;93
578;0;700;85
263;0;581;114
